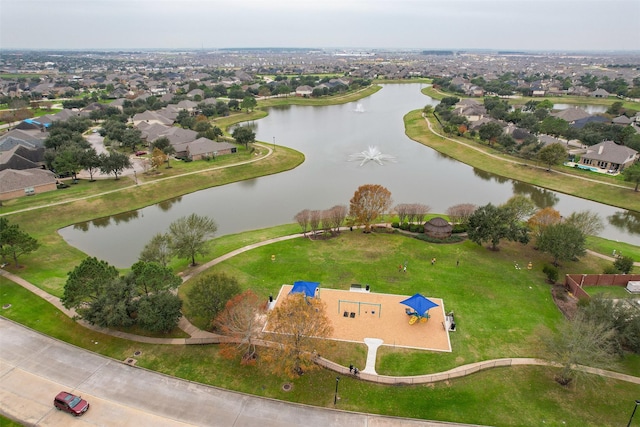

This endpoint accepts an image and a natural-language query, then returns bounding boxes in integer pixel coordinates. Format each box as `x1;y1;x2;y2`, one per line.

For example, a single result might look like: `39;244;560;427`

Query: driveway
0;318;476;427
77;131;146;180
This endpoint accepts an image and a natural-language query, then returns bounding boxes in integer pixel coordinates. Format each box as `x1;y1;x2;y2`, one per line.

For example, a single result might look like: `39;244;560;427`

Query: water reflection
608;210;640;235
113;210;139;225
512;181;560;209
157;196;182;212
473;168;510;184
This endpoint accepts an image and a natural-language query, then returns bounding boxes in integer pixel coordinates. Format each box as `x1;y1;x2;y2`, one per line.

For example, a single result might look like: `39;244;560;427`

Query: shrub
452;223;467;233
614;255;634;274
543;264;559;284
391;222;399;228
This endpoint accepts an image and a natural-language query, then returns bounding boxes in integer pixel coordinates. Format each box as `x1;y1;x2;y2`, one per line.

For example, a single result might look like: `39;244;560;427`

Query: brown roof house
186;138;237;161
424;217;452;239
579;140;638;173
0;168;57;200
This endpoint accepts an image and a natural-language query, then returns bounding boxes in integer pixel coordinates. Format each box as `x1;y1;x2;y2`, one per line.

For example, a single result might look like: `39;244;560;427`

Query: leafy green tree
232;126;255;148
81;278;136;328
79;147;102;181
623;163;640;191
613;255;634;274
168;214;218;266
121;128;142;152
467;203;529;251
61;257;120;309
53;144;83;180
538;116;569;137
422;105;434;116
241;96;257;112
537;143;567;171
139;233;172;266
478;122;503;145
186;272;240;328
537;223;586;266
130;261;181;296
136;292;182;332
0;218;40;267
99;151;131;180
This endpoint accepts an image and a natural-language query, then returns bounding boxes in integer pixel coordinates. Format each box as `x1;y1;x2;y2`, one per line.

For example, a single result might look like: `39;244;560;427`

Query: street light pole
333;376;340;405
627;400;640;427
273;136;276;152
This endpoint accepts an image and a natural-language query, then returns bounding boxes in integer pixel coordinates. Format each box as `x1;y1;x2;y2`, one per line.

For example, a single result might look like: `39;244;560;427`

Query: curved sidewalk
2;237;639;387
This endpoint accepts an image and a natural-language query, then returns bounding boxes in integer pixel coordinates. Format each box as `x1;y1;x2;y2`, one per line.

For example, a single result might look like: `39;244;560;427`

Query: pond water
553;103;608;114
60;85;640;267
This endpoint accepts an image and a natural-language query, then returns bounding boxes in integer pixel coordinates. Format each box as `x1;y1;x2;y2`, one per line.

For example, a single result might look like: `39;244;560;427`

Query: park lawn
404;110;640;212
258;86;382;108
1;276;637;427
586;235;640;265
182;231;617;375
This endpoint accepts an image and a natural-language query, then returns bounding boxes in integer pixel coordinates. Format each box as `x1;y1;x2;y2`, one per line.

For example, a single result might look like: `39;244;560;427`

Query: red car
53;391;90;416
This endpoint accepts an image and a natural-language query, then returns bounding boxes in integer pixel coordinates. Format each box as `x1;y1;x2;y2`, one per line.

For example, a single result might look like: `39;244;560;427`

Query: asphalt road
0;318;474;427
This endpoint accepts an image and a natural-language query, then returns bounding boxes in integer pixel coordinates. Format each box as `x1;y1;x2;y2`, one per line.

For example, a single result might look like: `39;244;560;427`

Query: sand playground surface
270;285;452;352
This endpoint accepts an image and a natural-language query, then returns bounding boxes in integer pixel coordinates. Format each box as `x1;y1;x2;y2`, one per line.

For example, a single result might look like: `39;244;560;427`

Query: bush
452;223;467;233
614;255;634;274
391;222;400;228
543;264;559;284
603;265;618;274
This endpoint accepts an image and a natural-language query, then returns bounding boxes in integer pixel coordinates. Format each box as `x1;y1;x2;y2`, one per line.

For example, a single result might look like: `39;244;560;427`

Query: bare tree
394;203;410;224
309;210;321;236
328;205;348;234
413;203;431;224
294;209;311;235
564;211;604;237
320;209;332;235
215;290;265;363
446;203;477;224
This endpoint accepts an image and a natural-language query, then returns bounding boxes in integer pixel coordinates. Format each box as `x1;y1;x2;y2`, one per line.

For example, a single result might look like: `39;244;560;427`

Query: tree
150;147;168;170
527;207;562;242
99;151;131;180
152;137;176;168
121;128;142;152
0;218;40;267
478;122;503;145
501;195;535;222
265;293;333;377
136;292;182;333
241;96;257;112
294;209;311;235
186;273;240;329
613;255;634;274
139;233;172;266
79;147;101;181
215;290;265;363
537;223;586;266
327;205;348;234
446;203;477;225
537;143;567;171
467;203;529;250
540;310;618;386
53;144;83;180
623;163;640;191
61;257;120;310
81;278;136;328
168;214;218;266
130;261;181;296
563;211;604;236
349;184;393;233
232;126;255;149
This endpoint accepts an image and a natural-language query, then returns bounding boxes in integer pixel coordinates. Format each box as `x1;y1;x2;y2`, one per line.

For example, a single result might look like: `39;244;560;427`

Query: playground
272;284;452;352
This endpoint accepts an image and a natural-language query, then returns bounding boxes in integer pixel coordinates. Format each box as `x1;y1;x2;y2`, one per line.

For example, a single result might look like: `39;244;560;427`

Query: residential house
0;145;45;171
186;138;237;160
0;168;57;200
295;85;313;96
590;88;610;98
580;140;637;173
132;111;174;127
551;107;591;124
612;115;632;126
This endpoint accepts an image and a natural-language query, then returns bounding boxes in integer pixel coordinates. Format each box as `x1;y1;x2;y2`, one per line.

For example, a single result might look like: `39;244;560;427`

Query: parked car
135;151;147;156
53;391;89;416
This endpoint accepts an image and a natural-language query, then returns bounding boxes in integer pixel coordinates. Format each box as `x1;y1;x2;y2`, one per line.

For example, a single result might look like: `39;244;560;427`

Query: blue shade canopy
289;281;319;298
400;293;438;316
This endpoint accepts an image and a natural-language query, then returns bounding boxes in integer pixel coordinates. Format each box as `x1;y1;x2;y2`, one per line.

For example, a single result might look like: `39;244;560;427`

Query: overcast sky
1;0;638;51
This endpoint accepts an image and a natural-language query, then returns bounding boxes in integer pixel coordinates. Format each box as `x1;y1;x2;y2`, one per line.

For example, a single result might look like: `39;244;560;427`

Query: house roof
582;140;637;164
612;115;632;125
551;107;590;122
186;138;236;156
0;168;56;193
571;115;610;129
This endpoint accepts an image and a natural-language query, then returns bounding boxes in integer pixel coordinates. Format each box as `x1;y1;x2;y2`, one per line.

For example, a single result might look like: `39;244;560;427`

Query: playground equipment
401;293;439;325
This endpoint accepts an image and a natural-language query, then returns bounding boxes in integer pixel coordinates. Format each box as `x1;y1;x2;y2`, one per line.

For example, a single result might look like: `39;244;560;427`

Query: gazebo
424;217;452;239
